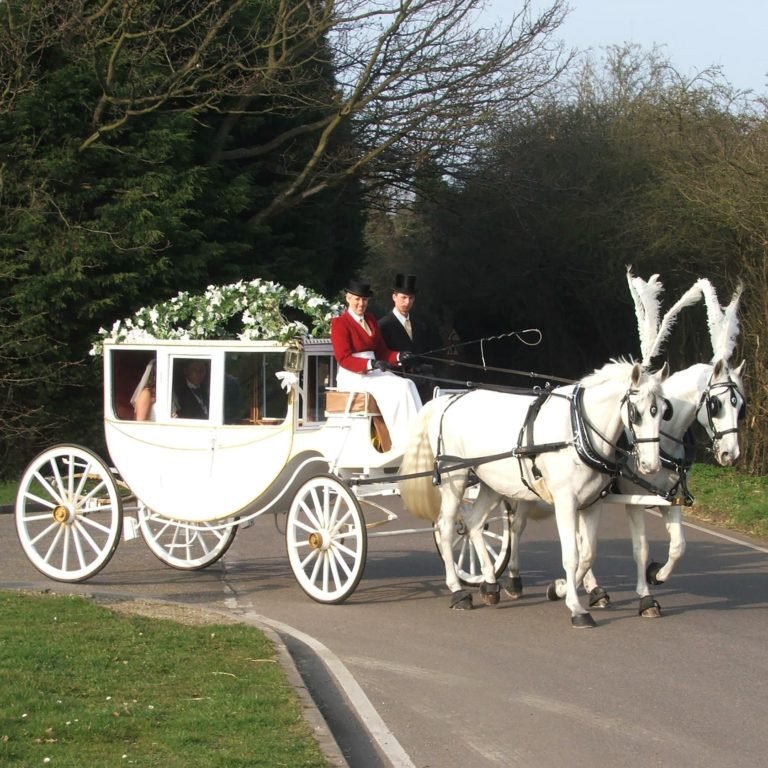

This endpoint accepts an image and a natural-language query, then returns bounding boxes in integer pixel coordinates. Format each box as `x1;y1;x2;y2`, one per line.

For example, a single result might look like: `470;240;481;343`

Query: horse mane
581;358;635;387
698;278;743;363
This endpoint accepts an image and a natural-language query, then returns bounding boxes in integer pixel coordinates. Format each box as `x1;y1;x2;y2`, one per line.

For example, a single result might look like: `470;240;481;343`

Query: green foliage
0;591;330;767
0;0;365;476
688;464;768;538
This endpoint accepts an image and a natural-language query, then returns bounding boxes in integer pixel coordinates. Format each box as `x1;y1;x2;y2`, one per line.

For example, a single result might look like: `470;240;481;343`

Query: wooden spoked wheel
138;505;237;570
434;501;512;586
286;475;367;604
15;444;123;582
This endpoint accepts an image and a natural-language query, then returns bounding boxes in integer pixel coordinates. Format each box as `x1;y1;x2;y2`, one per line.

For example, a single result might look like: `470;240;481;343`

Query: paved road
2;503;767;768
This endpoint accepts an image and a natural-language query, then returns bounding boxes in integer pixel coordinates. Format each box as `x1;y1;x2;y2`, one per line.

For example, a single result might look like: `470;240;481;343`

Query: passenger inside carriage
172;358;210;419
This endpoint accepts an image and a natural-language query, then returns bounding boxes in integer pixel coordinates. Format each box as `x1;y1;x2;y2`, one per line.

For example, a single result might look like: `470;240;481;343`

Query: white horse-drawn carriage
13;335;514;603
13;271;746;626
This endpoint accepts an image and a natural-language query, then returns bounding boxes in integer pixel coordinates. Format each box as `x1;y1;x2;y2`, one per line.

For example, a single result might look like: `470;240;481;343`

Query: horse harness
430;384;653;509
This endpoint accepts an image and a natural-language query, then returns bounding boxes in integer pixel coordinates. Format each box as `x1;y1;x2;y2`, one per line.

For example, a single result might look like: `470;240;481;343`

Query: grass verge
0;591;331;768
687;464;768;538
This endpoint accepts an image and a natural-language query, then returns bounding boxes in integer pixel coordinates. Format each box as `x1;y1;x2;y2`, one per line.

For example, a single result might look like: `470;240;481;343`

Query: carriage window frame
109;348;159;421
223;350;289;426
300;352;337;425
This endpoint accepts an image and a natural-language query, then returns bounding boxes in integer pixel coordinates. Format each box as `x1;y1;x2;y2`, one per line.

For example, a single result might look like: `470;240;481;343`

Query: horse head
620;362;668;475
696;358;745;466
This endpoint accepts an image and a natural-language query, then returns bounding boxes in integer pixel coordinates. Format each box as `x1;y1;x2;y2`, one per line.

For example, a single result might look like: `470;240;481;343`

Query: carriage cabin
103;339;398;522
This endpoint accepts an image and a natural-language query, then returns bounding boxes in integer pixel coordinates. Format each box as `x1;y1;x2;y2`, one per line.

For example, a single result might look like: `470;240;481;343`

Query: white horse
505;357;746;616
398;360;667;628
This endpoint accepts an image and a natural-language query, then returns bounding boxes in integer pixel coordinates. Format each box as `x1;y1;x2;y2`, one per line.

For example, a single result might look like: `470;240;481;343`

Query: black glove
399;351;417;363
372;360;391;371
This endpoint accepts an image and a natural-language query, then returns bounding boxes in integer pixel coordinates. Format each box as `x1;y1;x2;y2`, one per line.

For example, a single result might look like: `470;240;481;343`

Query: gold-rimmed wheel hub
52;505;72;524
308;531;325;550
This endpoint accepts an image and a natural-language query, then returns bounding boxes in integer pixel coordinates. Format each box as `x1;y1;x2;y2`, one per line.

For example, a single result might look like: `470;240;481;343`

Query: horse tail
399;399;443;522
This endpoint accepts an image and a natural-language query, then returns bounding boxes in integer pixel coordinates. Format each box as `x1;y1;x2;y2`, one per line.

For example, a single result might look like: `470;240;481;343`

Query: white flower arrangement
90;278;342;355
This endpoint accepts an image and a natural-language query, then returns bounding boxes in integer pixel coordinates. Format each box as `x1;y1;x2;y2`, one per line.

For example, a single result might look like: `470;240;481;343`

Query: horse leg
465;483;504;606
434;474;474;609
503;500;529;599
578;504;610;608
552;498;595;628
648;505;685;584
626;505;661;618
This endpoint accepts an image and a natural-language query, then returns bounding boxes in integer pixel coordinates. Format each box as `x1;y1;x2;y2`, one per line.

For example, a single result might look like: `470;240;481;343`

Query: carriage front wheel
286;475;367;604
15;444;123;582
138;505;238;570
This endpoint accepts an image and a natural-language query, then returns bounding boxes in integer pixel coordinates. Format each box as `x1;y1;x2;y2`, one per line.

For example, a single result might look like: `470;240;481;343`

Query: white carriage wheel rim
15;444;123;582
138;506;237;570
286;475;367;604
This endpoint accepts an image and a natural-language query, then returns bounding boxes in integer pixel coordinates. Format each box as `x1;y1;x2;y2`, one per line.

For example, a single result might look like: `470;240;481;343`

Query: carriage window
172;358;211;420
303;354;336;423
224;351;287;425
110;349;157;421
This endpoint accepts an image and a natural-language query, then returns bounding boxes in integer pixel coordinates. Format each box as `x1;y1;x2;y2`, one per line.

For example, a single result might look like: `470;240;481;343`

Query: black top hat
393;273;417;295
345;278;373;298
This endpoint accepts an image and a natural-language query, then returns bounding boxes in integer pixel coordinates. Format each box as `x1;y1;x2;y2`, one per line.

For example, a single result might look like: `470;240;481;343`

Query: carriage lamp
283;342;304;372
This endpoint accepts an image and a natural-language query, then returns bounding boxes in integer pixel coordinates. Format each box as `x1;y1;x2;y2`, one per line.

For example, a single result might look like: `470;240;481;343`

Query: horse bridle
695;375;745;443
620;388;670;449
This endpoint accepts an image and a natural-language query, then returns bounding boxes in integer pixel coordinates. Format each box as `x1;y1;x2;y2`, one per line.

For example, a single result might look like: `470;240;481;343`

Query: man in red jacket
331;278;422;451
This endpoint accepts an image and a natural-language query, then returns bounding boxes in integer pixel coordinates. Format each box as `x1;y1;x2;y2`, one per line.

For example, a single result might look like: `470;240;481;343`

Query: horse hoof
480;581;501;606
571;613;597;629
502;576;523;599
450;590;473;610
646;561;665;586
638;595;662;618
588;586;610;608
546;582;561;601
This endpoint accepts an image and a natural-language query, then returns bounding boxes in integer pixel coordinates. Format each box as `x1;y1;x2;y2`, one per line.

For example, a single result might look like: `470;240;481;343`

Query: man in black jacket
173;359;210;419
378;273;434;401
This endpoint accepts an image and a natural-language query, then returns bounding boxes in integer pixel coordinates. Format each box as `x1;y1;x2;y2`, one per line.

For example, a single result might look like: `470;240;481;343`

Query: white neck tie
358;315;370;334
404;316;413;340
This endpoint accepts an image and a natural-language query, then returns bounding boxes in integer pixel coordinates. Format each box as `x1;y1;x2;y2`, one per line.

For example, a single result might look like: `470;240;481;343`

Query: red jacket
331;311;400;373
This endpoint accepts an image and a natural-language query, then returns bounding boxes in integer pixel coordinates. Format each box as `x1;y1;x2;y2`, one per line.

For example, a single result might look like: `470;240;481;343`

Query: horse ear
631;362;643;386
713;358;726;377
733;359;746;378
654;361;670;382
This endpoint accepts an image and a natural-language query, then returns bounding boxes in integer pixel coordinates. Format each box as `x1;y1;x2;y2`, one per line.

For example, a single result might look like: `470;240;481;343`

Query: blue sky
481;1;767;93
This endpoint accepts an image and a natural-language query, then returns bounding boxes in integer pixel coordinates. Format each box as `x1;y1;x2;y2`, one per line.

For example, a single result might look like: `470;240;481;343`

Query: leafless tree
1;0;571;221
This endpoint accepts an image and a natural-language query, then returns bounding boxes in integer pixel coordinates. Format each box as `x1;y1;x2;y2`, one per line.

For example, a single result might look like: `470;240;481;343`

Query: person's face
185;361;207;386
393;291;415;315
346;292;369;314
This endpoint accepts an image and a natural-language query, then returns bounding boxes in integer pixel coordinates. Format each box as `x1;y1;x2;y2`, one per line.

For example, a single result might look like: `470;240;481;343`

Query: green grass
0;591;331;768
0;480;15;506
687;464;768;538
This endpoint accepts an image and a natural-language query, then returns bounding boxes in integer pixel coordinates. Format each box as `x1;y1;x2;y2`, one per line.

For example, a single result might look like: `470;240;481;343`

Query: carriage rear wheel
138;505;238;570
15;444;123;582
433;500;512;586
286;475;367;604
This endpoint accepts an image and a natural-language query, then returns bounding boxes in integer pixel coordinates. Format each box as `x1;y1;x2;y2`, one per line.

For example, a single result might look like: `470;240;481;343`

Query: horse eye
730;394;738;407
628;403;640;424
650;404;658;417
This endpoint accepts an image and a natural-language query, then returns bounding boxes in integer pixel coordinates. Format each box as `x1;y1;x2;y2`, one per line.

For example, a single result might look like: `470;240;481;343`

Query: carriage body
103;337;401;524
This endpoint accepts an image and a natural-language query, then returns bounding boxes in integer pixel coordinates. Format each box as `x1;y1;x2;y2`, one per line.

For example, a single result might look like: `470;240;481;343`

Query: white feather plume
626;267;664;364
645;280;705;363
699;279;743;362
